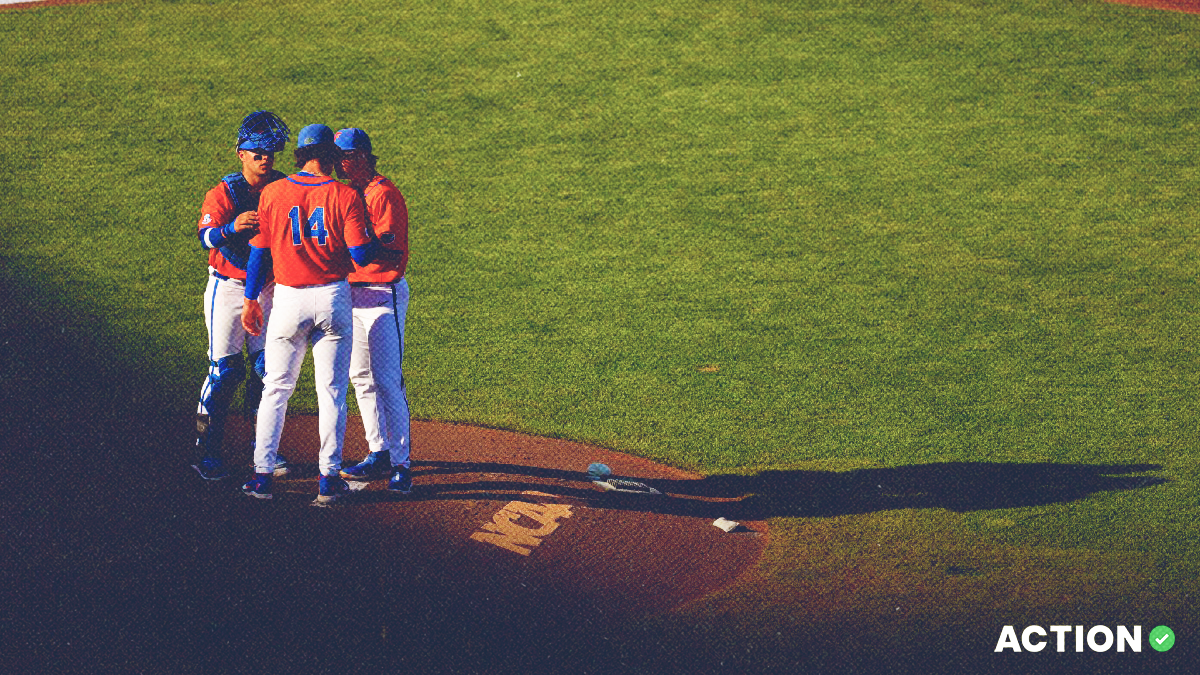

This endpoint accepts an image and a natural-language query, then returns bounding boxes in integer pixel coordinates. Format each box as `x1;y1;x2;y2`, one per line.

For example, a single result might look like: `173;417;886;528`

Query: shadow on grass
0;265;748;675
0;264;595;675
0;260;1179;675
0;266;611;675
410;460;1166;521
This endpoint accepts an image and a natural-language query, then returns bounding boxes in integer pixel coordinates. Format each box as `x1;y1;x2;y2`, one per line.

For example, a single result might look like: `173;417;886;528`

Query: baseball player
192;110;292;480
332;128;414;493
240;123;382;505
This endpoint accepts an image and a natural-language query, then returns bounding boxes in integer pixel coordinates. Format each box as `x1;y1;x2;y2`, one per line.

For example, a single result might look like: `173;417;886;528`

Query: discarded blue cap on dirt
586;463;612;480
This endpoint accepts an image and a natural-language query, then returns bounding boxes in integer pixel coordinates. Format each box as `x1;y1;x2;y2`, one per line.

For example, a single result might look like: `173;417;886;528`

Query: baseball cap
296;124;335;149
334;128;372;154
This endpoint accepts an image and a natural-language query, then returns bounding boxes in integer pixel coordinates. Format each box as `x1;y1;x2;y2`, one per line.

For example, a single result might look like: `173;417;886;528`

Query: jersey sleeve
197;184;237;249
347;177;409;283
244;246;271;300
368;184;408;254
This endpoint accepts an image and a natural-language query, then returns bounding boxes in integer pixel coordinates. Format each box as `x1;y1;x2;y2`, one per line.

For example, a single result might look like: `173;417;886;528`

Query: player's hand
242;299;264;336
234;211;260;233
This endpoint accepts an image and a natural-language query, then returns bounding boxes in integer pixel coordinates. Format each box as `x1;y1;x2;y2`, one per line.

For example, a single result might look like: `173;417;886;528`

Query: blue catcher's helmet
237;111;290;152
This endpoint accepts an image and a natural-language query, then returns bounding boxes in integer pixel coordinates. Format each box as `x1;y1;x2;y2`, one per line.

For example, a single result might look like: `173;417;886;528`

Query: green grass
3;0;1199;669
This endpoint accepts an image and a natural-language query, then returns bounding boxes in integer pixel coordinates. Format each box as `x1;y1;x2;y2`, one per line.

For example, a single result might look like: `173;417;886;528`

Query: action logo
996;625;1176;653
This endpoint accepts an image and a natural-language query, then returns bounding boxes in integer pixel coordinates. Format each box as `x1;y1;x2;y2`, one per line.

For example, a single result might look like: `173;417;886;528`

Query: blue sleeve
245;246;271;300
200;221;240;250
349;241;380;267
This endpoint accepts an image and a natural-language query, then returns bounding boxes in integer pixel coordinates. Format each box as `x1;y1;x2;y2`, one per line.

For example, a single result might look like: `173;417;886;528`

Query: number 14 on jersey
290;206;327;246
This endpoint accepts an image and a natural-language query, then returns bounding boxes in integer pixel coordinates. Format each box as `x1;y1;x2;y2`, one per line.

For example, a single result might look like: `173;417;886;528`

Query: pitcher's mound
225;416;767;619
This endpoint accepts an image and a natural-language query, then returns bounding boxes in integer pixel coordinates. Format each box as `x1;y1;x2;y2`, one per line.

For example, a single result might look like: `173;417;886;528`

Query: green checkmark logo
1149;626;1175;652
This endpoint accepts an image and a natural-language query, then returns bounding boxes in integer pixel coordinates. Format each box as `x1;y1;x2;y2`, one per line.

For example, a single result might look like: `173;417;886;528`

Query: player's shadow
408;460;1166;520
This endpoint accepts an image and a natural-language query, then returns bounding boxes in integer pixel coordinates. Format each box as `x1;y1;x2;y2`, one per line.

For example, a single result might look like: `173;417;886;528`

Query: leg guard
242;349;267;418
196;353;247;459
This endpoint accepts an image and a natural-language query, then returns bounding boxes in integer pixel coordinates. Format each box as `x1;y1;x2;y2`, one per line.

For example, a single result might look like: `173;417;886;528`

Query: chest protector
218;170;286;270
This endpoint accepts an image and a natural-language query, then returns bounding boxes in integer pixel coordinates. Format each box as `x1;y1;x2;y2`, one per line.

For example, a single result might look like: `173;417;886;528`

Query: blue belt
211;270;231;281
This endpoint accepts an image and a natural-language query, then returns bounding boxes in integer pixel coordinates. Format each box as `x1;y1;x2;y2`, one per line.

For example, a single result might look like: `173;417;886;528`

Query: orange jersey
251;173;370;287
197;173;282;279
348;173;409;284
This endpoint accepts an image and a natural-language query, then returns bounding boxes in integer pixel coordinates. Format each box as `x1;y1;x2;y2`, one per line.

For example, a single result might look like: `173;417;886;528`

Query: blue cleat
313;474;351;507
339;451;390;481
387;466;413;494
273;453;291;477
242;473;273;499
192;457;230;481
249;442;290;477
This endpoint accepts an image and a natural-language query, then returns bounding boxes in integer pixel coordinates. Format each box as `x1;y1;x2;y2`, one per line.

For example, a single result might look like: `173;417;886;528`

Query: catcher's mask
237;111;290;153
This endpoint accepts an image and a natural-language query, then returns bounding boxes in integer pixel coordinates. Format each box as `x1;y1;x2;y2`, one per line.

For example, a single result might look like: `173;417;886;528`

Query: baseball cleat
249;444;291;477
192;457;230;481
273;453;291;477
339;451;390;481
312;474;351;507
242;473;273;499
387;467;413;494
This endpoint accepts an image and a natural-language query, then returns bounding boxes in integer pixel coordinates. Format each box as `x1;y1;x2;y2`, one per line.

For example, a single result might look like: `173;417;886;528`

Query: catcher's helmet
237;111;290;152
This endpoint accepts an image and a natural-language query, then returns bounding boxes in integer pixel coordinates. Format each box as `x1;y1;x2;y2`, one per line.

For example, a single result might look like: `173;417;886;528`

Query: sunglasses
244;150;274;161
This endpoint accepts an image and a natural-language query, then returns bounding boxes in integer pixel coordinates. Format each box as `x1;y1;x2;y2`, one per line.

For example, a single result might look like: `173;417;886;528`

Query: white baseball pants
197;268;273;416
254;280;353;477
350;278;412;469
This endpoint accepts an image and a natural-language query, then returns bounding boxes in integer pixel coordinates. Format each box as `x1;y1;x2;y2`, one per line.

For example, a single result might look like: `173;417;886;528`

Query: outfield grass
2;0;1198;669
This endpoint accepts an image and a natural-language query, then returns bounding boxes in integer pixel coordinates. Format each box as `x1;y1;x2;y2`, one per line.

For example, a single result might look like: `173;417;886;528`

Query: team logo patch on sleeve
202;214;213;224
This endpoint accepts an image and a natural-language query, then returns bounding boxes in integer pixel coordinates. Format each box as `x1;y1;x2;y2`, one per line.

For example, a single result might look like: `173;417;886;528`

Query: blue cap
334;128;372;154
296;124;335;149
